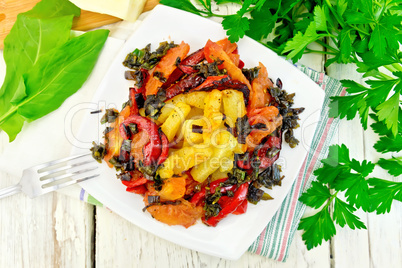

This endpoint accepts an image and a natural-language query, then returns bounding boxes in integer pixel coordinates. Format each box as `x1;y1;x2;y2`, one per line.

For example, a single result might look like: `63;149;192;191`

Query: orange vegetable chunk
145;41;190;96
145;197;203;228
158;176;186;201
248;62;273;111
204;39;251;90
246;106;282;148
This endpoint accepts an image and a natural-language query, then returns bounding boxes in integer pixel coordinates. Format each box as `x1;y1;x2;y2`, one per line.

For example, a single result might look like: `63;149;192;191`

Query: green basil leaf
0;0;80;141
25;0;80;18
16;30;109;120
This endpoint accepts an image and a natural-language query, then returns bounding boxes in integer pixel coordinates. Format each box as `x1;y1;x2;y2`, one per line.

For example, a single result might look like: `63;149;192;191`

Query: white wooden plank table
1;6;401;268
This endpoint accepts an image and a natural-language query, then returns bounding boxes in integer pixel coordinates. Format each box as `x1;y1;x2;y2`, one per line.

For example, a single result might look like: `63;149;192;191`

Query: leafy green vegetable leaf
377;157;402;177
376;91;401;137
343;174;371;212
25;0;80;18
333;197;366;229
329;93;368;127
314;5;327;32
314;144;351;185
15;30;109;120
365;79;398;107
315;144;373;212
247;0;277;40
323;144;351;165
368;178;402;214
0;0;108;141
369;24;387;56
298;208;336;250
0;114;26;142
344;9;372;24
283;22;320;62
370;109;402;153
338;28;356;63
0;0;80;141
9;76;27;105
222;14;250;42
299;181;331;209
222;0;253;42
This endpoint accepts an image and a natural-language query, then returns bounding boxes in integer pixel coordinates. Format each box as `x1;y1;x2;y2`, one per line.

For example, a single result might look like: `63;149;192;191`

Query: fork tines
37;153;99;193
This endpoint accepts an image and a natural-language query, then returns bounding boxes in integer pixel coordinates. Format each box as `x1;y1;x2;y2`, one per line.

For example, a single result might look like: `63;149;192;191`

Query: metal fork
0;153;99;200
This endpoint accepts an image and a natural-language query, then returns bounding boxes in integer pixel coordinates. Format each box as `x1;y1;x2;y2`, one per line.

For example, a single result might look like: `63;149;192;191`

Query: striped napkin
248;66;345;261
73;65;345;261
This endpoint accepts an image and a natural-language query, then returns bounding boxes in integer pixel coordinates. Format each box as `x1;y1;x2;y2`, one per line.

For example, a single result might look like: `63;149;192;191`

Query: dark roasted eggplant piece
123;42;177;70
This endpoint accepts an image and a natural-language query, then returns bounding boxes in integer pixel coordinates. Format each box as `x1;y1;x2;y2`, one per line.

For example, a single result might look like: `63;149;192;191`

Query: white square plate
72;5;325;260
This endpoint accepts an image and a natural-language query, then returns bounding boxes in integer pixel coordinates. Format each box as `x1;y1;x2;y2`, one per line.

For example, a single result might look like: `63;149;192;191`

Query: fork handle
0;184;22;200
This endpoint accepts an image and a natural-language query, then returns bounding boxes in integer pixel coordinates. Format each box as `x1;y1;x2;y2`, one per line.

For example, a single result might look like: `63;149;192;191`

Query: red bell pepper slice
203;182;250;227
120;115;161;166
218;196;247;215
238;59;245;69
126;184;147;195
232;199;248;215
156;129;169;166
190;75;230;91
190;75;250;105
165;74;205;99
121;177;147;188
236;154;251;170
162;48;205;89
236;135;281;169
258;136;281;168
129;87;139;115
190;178;236;205
178;48;205;74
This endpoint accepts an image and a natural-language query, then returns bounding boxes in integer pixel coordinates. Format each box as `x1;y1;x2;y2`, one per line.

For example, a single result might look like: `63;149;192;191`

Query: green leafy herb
377;157;402;177
298;144;402;249
370;112;402;154
122;41;177;70
221;0;252;41
0;0;109;141
368;178;402;214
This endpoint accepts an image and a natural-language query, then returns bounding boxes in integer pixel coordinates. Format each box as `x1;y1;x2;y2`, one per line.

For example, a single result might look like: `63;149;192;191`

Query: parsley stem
376;71;394;80
383;64;402;75
391;63;402;72
197;0;211;13
349;25;370;36
323;190;339;210
305;48;337;55
315;40;339;53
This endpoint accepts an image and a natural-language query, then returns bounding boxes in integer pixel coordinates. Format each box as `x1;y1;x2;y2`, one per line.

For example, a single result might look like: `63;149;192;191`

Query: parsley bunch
160;1;402;135
160;0;402;250
299;144;402;249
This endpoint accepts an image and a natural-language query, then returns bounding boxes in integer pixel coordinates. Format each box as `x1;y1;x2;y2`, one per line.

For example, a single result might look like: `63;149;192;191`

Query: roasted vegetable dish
91;38;304;228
